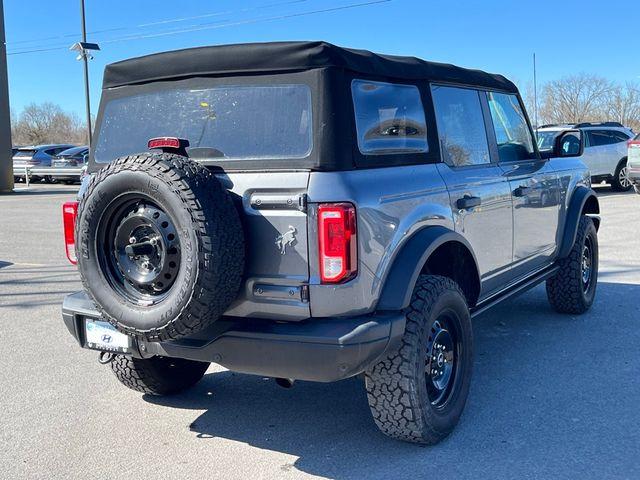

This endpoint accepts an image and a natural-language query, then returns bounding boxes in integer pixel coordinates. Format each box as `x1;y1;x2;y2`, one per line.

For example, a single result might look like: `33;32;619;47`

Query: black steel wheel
365;275;473;444
546;215;598;314
77;153;244;341
97;197;182;305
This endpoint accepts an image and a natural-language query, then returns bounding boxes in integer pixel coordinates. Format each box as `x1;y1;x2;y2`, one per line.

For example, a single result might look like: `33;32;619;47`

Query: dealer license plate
85;319;131;353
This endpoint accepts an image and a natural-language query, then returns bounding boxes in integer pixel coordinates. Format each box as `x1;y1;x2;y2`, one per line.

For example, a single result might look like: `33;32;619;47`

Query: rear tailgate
221;171;310;321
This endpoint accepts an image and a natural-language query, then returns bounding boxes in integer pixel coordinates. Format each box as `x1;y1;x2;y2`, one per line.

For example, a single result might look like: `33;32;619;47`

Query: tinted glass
59;146;88;157
611;131;630;143
352;80;428;155
431;85;490;167
536;131;558;150
13;149;36;158
587;130;618;147
487;92;536;162
95;85;313;163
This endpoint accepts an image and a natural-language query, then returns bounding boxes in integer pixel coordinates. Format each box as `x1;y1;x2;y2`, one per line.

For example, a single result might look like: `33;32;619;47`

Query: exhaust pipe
274;377;295;389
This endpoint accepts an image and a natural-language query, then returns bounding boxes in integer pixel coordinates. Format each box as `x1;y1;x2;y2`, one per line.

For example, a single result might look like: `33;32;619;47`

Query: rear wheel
611;159;631;191
111;355;210;395
365;275;473;444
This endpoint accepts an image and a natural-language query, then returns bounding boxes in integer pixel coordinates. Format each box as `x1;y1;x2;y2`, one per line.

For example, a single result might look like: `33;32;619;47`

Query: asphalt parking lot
1;183;639;480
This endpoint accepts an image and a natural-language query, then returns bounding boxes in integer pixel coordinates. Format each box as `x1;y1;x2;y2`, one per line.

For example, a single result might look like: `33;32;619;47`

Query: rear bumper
62;291;406;383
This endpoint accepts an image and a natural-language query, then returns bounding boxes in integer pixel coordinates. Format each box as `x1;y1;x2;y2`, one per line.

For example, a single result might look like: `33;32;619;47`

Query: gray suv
61;42;600;445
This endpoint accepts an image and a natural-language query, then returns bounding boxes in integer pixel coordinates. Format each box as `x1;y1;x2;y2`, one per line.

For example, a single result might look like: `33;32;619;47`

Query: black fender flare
558;186;600;259
376;226;480;311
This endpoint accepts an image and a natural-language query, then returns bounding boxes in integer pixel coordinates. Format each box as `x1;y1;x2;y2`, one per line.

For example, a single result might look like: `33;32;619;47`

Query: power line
6;0;313;48
7;0;391;56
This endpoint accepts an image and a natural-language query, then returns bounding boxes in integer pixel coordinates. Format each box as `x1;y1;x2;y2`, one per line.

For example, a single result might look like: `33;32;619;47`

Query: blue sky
5;0;639;119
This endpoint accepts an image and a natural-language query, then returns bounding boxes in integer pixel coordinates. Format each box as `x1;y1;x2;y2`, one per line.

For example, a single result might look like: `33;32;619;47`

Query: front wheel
110;355;210;395
611;159;631;192
546;215;598;314
365;275;473;445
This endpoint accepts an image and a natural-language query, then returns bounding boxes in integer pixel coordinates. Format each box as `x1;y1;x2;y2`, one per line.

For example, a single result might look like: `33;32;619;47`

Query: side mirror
540;129;583;159
82;153;89;164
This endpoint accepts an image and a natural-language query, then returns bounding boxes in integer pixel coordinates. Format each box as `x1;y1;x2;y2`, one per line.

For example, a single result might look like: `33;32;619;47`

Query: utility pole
533;53;538;129
0;0;13;193
80;0;92;147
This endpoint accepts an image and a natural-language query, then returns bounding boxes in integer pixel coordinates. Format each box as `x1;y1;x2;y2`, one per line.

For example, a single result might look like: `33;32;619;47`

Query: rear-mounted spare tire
76;153;244;341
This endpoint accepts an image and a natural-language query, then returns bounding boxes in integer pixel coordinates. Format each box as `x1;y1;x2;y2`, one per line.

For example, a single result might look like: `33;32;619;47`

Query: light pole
0;0;13;193
70;0;99;148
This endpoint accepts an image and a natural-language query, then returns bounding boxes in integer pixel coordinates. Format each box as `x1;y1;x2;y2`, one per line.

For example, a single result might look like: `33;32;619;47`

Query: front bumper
62;291;406;383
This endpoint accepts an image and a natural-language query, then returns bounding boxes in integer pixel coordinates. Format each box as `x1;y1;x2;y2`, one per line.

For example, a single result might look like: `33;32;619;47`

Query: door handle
514;186;533;197
456;195;481;210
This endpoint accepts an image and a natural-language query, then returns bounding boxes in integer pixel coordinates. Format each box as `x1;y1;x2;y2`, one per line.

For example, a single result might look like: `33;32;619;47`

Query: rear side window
611;131;631;143
587;130;619;147
351;80;428;155
431;85;490;167
95;84;313;163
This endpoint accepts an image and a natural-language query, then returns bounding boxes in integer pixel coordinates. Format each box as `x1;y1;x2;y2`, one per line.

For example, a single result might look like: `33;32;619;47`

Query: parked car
13;144;76;183
51;146;89;184
536;122;634;191
627;133;640;193
61;41;599;445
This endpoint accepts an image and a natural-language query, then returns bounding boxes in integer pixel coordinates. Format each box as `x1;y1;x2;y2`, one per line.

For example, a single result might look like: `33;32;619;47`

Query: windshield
95;84;313;163
536;131;558;150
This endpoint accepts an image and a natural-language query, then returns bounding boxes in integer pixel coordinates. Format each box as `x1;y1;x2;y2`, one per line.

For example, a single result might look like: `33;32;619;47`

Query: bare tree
539;73;615;125
603;82;640;132
12;102;87;146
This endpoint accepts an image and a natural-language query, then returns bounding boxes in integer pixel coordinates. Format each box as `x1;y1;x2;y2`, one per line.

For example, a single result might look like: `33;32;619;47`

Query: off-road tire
611;159;631;192
365;275;473;445
111;355;210;395
76;153;244;342
546;215;598;314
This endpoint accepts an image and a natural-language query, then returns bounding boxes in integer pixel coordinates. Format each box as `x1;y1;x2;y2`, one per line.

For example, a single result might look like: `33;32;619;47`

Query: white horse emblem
275;226;297;255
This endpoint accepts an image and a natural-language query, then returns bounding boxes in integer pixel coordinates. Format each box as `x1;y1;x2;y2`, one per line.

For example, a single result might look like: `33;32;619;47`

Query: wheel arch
558;186;600;259
376;227;481;311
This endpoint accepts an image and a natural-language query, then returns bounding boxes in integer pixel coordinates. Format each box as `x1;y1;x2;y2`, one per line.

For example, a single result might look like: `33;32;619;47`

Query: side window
351;79;428;155
45;148;58;156
611;130;630;143
431;85;490;167
588;130;617;147
486;92;536;162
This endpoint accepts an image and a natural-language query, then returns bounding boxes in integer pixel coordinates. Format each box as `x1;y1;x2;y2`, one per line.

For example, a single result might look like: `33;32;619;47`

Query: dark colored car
61;41;600;445
13;144;76;183
52;146;89;184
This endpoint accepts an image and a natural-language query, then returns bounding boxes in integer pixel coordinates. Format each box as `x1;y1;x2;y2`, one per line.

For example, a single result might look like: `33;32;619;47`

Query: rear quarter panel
307;164;452;317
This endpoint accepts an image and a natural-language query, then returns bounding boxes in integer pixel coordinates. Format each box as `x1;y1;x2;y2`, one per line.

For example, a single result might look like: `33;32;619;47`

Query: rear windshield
14;149;36;158
94;84;312;163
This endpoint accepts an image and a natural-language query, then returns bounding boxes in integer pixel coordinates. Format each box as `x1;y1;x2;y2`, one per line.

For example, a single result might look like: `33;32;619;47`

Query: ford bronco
61;41;600;444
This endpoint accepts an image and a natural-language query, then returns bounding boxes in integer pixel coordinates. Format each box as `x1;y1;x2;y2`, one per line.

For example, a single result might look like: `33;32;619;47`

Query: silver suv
61;42;600;445
537;122;634;191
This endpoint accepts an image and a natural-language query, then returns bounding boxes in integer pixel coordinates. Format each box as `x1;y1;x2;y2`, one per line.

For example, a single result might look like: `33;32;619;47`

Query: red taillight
628;140;640;147
63;201;79;264
148;137;181;149
318;203;357;283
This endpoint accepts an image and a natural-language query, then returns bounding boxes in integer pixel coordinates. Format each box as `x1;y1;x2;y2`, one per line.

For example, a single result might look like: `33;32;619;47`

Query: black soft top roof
102;41;518;93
